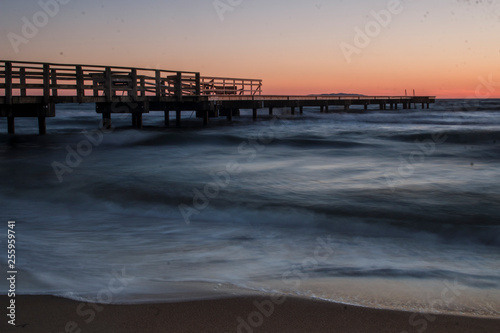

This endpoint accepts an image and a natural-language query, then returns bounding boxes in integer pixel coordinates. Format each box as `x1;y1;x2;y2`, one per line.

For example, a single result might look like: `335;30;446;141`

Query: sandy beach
2;295;499;333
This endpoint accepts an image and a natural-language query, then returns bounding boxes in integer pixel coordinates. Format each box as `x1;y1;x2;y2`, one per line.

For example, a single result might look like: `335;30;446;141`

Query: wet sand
2;295;499;333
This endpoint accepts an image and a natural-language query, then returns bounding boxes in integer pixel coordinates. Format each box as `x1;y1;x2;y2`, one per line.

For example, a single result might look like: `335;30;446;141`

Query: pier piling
203;110;209;126
176;110;181;127
102;113;111;129
38;117;46;135
7;117;14;134
164;111;170;127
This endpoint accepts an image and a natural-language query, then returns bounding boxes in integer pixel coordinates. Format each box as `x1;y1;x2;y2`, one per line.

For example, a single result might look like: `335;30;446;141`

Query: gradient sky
1;0;499;97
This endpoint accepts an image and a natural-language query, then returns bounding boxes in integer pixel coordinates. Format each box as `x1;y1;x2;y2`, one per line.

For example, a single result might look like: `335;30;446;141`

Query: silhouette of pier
0;60;435;134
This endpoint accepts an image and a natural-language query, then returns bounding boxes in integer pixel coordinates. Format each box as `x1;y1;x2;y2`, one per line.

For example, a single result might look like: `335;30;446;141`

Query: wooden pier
0;60;435;134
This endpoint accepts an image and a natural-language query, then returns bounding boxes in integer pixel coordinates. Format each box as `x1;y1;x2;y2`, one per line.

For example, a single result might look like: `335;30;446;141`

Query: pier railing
0;60;262;103
200;76;262;96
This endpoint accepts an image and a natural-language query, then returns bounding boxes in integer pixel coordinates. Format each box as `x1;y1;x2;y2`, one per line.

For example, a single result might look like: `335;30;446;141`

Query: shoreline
2;295;499;333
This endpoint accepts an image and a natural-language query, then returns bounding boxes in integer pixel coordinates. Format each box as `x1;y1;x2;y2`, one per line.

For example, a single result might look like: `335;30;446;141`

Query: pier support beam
269;107;273;116
203;110;209;126
38;116;46;135
291;107;295;115
7;117;15;134
320;106;324;113
427;103;430;109
165;111;170;126
300;106;303;114
138;114;143;129
364;104;368;110
102;113;111;129
344;104;350;111
132;113;143;129
222;108;239;121
325;105;329;112
253;108;257;121
176;110;181;127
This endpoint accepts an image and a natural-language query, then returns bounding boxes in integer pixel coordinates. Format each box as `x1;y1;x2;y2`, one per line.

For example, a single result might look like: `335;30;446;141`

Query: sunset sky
1;0;499;98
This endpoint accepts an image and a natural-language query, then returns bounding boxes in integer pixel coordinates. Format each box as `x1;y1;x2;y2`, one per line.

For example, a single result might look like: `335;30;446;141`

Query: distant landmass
309;93;366;96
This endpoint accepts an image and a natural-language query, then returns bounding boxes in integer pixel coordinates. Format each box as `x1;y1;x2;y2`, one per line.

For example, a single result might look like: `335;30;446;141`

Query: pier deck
1;60;435;134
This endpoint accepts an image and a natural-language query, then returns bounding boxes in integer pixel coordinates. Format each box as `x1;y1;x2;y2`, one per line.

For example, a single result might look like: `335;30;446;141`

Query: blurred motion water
1;99;499;316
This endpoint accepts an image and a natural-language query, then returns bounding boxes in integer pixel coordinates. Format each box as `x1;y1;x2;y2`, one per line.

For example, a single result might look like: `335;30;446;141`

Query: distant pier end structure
0;60;435;134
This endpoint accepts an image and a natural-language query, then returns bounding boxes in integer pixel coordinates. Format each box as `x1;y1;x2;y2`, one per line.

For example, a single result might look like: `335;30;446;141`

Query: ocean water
1;99;500;317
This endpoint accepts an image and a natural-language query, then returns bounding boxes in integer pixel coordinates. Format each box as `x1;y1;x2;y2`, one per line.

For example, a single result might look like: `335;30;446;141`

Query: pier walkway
1;60;435;134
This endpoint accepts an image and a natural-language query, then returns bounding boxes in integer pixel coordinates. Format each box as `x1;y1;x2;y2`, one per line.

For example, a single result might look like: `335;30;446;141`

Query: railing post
140;77;145;97
176;72;182;101
104;67;112;101
20;67;26;97
76;65;84;103
195;73;201;96
5;62;12;104
51;69;58;97
130;68;137;99
43;64;50;104
155;70;161;98
93;74;99;97
4;60;15;133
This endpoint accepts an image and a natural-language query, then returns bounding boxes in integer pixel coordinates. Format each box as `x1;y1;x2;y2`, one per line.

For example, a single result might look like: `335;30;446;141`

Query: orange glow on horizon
2;1;499;99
